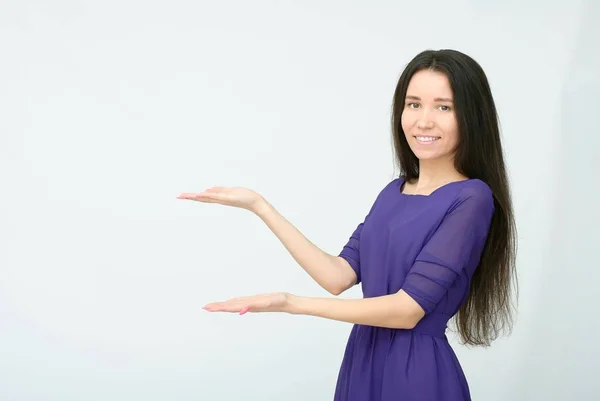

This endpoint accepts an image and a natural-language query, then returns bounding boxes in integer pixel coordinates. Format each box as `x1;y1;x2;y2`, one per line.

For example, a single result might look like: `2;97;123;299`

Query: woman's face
401;69;460;162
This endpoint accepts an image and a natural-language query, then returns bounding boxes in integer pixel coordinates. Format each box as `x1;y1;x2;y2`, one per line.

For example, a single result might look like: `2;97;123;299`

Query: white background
1;1;598;400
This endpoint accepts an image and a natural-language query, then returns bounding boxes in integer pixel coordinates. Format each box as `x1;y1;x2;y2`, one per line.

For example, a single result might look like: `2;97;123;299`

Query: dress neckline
397;176;473;197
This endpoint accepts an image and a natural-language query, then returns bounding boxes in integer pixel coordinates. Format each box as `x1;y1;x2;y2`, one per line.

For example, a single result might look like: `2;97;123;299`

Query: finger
203;301;244;313
176;195;219;204
196;194;235;205
203;302;225;311
176;193;199;199
177;190;225;199
192;197;221;204
177;192;225;203
203;295;257;312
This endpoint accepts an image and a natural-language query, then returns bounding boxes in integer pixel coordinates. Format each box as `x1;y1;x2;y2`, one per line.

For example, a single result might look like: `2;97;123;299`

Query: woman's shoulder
447;178;495;215
454;178;493;199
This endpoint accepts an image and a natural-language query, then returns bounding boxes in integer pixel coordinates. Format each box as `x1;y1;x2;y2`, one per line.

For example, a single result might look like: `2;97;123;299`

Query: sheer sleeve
338;181;393;284
339;222;364;283
401;188;495;314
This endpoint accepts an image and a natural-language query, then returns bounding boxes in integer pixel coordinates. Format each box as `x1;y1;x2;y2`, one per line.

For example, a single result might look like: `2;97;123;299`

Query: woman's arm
254;200;357;295
285;290;425;329
203;290;425;329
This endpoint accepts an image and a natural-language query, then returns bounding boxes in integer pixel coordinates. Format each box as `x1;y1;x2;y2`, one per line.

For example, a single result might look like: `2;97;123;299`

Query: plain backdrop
1;1;599;400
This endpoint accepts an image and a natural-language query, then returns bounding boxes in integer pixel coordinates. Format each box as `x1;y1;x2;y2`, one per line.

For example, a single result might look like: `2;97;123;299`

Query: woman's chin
409;148;454;163
411;149;441;160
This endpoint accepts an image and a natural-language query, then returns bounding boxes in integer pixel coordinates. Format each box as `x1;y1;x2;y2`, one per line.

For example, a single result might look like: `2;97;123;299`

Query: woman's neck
407;158;467;193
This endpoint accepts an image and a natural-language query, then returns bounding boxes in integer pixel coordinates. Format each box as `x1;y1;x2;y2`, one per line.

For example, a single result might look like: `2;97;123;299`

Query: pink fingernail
239;306;250;315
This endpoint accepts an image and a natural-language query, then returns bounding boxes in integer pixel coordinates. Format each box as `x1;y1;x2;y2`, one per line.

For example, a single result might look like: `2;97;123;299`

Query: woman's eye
407;103;419;109
439;105;452;111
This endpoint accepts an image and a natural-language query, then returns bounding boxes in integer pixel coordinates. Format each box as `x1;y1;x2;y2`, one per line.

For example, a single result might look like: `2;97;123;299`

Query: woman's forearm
284;291;425;329
253;199;356;295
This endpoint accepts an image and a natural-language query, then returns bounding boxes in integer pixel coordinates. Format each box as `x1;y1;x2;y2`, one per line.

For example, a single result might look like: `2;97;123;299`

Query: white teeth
415;136;440;142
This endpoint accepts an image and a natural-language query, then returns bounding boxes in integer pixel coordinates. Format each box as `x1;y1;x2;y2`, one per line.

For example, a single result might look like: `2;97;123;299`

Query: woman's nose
416;112;435;129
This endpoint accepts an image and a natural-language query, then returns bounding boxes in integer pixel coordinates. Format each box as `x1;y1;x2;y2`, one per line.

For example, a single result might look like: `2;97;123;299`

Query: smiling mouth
414;136;440;144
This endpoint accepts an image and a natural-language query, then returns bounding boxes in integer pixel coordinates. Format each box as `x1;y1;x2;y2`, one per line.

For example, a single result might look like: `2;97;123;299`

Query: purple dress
336;177;494;401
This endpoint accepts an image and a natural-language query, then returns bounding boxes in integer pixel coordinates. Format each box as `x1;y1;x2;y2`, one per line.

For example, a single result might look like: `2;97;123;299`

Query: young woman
177;49;517;401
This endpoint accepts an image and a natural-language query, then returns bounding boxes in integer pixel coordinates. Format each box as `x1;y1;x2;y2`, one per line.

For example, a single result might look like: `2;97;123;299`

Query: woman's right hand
177;186;266;214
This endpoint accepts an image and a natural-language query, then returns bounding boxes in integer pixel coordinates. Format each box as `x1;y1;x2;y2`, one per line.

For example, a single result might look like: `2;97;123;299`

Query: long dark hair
391;49;518;347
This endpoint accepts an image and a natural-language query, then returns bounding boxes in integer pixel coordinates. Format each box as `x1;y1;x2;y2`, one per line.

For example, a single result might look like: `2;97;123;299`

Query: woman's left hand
203;292;293;315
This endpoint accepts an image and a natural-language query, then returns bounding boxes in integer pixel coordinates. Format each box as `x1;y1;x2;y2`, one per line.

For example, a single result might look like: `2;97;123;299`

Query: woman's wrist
252;197;272;217
284;293;302;314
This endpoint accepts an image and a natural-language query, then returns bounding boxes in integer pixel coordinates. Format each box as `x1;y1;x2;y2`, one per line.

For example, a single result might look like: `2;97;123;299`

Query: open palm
203;292;290;315
177;186;264;212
